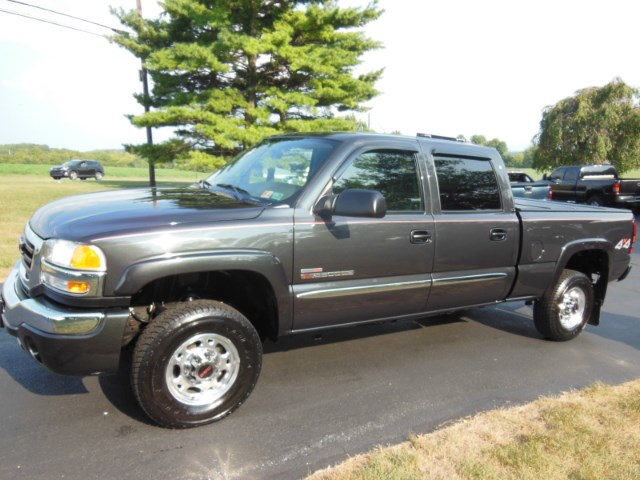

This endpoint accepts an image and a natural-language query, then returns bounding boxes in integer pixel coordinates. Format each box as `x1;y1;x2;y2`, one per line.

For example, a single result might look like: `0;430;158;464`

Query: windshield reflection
204;137;338;204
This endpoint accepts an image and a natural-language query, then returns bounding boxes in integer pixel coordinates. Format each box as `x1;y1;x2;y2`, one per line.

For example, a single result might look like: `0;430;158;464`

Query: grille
19;235;35;271
19;224;43;276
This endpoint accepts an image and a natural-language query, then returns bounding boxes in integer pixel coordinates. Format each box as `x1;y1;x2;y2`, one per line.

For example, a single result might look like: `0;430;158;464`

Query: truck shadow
263;313;466;354
586;312;640;351
0;336;88;395
466;303;542;340
97;347;156;426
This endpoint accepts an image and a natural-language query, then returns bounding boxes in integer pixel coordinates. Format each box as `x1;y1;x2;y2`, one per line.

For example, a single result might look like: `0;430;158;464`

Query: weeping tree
533;78;640;174
113;0;383;171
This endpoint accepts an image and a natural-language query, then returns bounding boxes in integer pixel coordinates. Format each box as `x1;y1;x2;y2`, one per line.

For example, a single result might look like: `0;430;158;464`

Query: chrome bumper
1;263;130;376
2;262;106;335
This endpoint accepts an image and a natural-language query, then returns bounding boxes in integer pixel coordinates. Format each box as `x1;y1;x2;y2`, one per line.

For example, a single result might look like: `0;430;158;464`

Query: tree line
0;144;146;168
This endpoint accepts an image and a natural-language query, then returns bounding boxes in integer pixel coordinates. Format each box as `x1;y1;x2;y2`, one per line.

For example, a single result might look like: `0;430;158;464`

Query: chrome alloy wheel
165;333;240;407
557;287;586;330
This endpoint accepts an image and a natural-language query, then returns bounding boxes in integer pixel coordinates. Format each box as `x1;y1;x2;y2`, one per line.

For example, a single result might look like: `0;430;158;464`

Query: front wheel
534;269;593;341
131;300;262;428
68;170;78;180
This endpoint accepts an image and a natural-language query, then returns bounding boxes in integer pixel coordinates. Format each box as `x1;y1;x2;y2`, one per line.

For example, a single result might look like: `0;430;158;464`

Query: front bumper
1;264;130;375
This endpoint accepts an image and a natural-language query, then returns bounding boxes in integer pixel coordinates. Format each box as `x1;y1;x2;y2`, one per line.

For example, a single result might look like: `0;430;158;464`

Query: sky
1;0;639;153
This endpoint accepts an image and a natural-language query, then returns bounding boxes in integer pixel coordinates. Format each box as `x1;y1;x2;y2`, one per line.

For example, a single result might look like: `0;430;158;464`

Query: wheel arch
549;239;612;326
115;251;290;341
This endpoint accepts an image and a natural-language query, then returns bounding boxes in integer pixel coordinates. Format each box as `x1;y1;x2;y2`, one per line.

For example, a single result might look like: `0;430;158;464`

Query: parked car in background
545;165;640;210
50;160;104;180
508;170;551;200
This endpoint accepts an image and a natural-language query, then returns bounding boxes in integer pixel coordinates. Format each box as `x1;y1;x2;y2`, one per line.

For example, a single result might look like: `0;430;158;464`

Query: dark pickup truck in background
1;133;637;428
546;164;640;210
508;170;552;200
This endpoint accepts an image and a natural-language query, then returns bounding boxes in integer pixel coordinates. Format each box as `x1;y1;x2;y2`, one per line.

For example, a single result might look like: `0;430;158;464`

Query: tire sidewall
535;270;593;341
135;305;261;427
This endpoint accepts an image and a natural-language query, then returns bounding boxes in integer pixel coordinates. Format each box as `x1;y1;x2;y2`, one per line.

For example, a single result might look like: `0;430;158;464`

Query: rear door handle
410;230;432;244
490;228;507;241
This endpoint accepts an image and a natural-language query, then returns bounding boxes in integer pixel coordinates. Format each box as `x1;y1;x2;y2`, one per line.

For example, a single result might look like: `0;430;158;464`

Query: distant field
0;164;197;281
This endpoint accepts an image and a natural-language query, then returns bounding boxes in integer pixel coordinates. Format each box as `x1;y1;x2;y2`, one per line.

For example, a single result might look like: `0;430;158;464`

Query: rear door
292;144;435;330
427;153;519;311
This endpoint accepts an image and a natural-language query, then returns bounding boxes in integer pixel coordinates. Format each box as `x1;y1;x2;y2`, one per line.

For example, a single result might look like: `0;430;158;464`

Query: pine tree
113;0;383;170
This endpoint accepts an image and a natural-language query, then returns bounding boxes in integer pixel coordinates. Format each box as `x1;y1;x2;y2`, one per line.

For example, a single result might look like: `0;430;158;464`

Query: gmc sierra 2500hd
1;133;636;428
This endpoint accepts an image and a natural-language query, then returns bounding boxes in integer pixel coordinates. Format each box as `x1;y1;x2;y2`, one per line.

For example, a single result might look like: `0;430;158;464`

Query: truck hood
29;187;265;241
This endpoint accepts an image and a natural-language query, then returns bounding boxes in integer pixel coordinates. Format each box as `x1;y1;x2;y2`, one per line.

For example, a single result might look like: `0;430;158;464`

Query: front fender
113;250;291;331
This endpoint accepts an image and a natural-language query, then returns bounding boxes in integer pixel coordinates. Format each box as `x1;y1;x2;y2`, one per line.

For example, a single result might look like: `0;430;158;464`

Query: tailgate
619;179;640;195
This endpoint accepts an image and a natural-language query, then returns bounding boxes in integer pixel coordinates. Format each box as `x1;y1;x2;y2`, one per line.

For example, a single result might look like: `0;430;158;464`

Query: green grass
0;162;203;180
0;164;196;280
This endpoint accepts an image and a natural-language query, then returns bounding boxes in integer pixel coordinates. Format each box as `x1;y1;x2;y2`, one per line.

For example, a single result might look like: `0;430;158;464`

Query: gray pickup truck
1;133;636;428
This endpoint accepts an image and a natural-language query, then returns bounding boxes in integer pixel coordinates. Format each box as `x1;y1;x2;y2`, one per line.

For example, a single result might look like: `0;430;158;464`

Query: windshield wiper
216;183;251;196
214;183;269;205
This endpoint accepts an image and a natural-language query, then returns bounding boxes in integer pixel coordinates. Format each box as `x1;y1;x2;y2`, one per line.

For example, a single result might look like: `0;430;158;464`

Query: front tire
68;170;78;180
534;269;593;341
131;300;262;428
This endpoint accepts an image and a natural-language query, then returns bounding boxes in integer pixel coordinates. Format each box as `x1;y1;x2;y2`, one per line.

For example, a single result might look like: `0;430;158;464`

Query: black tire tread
131;300;262;428
534;269;593;342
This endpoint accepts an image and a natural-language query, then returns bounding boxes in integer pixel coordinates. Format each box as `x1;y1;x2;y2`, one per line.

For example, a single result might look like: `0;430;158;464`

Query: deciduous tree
533;78;640;174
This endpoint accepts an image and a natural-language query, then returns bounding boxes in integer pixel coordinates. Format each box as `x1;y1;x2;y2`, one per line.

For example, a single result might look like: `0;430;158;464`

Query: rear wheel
131;300;262;428
586;195;603;206
534;269;593;341
95;172;104;180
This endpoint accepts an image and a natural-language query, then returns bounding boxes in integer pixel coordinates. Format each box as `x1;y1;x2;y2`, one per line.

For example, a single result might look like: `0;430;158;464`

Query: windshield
63;160;82;168
205;137;338;204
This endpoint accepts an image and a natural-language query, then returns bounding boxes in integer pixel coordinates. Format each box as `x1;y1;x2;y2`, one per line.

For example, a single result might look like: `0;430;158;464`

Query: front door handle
410;230;432;244
490;228;507;241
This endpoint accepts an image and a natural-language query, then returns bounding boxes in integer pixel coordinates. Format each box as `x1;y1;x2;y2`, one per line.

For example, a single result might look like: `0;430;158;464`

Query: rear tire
586;195;603;206
131;300;262;428
95;172;104;180
534;269;593;341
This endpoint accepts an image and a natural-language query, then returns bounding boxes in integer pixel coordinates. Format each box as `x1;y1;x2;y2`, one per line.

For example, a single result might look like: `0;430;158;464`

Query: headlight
43;240;106;271
41;240;106;296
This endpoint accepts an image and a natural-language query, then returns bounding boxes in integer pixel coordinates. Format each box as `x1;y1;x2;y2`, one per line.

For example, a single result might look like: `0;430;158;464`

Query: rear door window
434;156;501;211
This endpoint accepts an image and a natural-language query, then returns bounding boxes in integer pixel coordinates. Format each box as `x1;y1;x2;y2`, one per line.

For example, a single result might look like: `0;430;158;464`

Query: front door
292;147;435;331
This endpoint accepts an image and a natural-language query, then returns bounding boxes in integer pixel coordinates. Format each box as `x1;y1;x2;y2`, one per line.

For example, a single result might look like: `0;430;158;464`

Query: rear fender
547;239;613;326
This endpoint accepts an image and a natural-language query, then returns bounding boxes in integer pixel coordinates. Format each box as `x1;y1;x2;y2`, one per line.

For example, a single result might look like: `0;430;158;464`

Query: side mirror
314;189;387;219
542;173;548;180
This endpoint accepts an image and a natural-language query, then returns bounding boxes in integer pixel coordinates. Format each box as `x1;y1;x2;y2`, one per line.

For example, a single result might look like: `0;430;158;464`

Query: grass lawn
308;379;640;480
0;164;197;281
